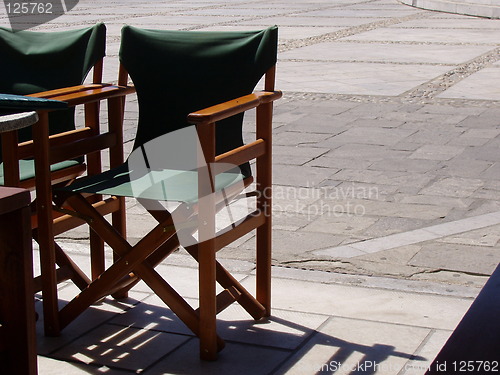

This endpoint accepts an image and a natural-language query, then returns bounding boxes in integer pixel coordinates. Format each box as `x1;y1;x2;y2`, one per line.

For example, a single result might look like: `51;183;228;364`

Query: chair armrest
28;84;110;98
29;84;136;107
187;90;282;126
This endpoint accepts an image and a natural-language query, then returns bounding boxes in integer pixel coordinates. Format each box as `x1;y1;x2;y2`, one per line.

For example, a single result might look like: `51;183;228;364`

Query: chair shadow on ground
36;295;427;375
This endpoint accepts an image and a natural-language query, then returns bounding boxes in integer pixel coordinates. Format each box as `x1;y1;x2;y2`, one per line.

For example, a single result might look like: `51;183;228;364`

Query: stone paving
26;0;499;288
2;0;500;373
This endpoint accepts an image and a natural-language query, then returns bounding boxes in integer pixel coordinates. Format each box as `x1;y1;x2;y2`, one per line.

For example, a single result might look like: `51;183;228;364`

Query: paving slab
281;41;493;65
51;324;190;373
244;275;472;329
438;67;500;101
343;27;500;44
277;61;452;96
275;317;431;375
391;17;500;29
411;240;500;271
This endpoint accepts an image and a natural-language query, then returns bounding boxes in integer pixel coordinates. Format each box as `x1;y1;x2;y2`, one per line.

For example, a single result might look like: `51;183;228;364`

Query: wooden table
0;112;39;375
0;111;38;132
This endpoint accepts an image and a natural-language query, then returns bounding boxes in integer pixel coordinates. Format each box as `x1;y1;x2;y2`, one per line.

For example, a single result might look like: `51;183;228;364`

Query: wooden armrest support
28;84;135;107
187;90;282;125
214;139;266;174
50;132;116;164
17;127;117;163
17;127;94;160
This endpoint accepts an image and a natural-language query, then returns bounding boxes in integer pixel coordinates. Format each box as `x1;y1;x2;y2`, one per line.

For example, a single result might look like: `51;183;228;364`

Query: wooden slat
17;127;94;160
51;197;121;236
190;176;253;216
217;263;266;320
184;240;267;320
215;211;265;252
195;287;241;316
49;132;116;164
214;139;265;173
33;265;78;294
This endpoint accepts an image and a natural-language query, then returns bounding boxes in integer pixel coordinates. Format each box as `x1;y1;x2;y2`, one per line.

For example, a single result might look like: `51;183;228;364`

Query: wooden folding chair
53;25;281;360
0;24;134;336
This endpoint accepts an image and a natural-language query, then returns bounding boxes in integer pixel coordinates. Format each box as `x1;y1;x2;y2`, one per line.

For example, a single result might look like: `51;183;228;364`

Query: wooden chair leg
256;220;272;316
198;236;218;360
85;100;106;281
109;96;127;298
110;196;128;299
90;231;105;280
256;100;273;316
184;243;266;320
33;112;61;336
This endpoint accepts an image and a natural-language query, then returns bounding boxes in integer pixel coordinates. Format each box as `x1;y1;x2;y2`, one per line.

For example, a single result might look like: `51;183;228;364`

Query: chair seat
57;163;245;204
0;159;82;186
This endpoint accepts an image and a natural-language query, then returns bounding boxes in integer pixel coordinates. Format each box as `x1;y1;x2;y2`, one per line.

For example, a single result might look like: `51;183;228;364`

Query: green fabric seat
59;26;278;204
0;23;106;170
59;162;244;204
0;159;81;186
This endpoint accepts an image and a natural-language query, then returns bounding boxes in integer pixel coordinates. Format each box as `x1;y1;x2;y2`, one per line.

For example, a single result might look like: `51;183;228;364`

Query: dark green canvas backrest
0;23;106;155
119;26;278;178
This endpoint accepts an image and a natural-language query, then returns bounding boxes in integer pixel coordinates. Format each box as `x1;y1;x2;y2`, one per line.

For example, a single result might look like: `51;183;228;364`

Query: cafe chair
0;23;133;336
53;25;281;360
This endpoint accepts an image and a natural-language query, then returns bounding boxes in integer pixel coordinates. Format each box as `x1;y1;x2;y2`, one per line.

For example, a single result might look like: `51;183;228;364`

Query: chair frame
53;62;281;360
0;55;135;336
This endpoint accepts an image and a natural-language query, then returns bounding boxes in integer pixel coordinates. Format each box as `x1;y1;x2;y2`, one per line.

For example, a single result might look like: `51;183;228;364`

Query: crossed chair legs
52;175;270;360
